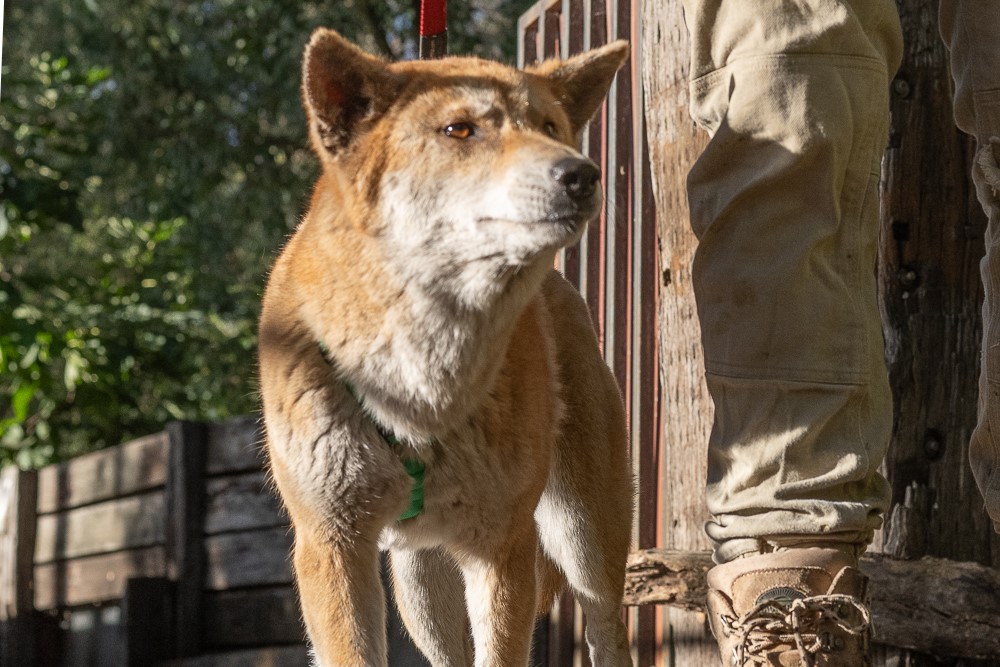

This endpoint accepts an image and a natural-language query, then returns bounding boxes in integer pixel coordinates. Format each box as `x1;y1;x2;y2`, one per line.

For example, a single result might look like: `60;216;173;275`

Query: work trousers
683;0;1000;562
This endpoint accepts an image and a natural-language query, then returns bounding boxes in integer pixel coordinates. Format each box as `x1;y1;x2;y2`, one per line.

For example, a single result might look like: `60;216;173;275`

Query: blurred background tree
0;0;535;467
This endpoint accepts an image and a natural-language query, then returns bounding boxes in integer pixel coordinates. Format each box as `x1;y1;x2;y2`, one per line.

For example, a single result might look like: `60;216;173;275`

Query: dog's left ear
531;41;629;135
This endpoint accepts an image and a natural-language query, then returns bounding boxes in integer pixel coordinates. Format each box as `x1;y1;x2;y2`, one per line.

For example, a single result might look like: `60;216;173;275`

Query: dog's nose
551;157;601;201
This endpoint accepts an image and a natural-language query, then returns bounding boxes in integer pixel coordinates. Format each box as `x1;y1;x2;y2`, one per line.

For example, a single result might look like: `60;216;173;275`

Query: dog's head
301;29;627;301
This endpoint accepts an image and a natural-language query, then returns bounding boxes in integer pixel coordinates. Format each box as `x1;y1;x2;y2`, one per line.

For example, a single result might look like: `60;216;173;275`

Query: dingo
259;28;633;667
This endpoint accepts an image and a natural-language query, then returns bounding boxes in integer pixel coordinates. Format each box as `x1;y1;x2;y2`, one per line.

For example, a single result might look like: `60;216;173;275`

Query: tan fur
259;28;633;667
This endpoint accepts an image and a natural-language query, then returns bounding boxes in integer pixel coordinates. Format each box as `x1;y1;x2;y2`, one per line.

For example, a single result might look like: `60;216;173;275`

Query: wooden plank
204;526;293;590
122;577;174;667
36;432;169;514
33;546;167;610
204;471;286;535
34;491;166;563
206;417;264;476
202;587;303;649
0;467;37;621
166;421;209;657
633;40;664;667
161;644;310;667
194;554;432;663
624;549;1000;660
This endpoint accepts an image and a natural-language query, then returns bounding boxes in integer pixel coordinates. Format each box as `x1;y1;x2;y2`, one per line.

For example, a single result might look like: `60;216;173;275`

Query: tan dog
259;28;633;667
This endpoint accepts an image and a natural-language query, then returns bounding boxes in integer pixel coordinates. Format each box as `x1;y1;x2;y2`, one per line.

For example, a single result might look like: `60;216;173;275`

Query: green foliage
0;0;536;467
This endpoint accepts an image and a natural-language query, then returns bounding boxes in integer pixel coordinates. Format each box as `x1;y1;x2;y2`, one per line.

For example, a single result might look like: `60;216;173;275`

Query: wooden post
0;466;39;667
122;577;175;667
639;1;717;665
875;2;1000;664
165;421;209;658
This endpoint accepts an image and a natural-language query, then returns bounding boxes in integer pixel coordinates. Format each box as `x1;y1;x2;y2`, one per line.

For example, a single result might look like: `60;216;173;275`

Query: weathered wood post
875;1;1000;665
165;421;209;658
122;576;175;667
639;1;717;664
0;466;39;667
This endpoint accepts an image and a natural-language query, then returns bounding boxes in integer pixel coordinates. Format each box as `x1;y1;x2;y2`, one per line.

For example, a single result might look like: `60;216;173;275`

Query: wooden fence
518;0;664;663
0;418;428;667
2;418;1000;666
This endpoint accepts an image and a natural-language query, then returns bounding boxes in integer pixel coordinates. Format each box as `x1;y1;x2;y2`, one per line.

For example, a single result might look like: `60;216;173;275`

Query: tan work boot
706;548;872;666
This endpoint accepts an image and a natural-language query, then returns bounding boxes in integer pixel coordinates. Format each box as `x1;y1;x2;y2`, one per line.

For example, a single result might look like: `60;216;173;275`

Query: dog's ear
302;28;401;155
531;41;629;135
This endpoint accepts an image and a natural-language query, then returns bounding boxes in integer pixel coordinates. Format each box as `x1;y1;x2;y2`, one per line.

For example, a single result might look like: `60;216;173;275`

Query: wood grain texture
0;467;37;621
879;0;999;568
34;491;166;563
36;432;169;514
204;471;285;535
203;526;294;590
33;546;167;610
202;587;304;648
206;416;265;476
877;2;1000;665
639;1;717;664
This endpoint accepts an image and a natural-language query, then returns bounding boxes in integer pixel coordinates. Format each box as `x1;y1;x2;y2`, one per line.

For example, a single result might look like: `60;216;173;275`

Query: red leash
419;0;447;59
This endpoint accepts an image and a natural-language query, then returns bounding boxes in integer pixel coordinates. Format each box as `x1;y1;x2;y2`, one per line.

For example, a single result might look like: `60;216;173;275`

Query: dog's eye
443;123;475;139
544;121;558;138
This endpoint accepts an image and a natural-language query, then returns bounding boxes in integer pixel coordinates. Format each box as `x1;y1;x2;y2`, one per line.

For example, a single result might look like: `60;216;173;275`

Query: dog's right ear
302;29;400;156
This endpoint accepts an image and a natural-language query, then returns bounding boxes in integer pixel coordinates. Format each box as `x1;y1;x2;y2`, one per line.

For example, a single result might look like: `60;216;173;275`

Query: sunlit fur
259;28;633;667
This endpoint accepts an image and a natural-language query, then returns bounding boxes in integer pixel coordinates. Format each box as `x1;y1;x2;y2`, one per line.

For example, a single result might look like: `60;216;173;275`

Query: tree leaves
0;0;534;467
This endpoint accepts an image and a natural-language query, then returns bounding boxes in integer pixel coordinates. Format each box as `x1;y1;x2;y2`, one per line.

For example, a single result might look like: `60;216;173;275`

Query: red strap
420;0;447;37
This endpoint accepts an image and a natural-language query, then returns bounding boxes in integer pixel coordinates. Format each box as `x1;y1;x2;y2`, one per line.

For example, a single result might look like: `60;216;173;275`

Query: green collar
318;342;425;521
343;380;426;521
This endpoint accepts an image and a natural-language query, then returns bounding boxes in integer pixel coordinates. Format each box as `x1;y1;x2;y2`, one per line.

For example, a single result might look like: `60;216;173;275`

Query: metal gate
518;1;663;664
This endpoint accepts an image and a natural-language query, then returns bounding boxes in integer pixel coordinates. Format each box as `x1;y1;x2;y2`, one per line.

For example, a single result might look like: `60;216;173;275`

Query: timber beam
623;549;1000;660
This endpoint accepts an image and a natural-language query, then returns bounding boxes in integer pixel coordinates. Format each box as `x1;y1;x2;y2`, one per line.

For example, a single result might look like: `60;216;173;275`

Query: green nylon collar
318;342;425;521
343;380;426;521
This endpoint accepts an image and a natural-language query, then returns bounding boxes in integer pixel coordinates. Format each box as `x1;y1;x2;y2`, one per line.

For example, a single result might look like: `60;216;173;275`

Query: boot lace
719;594;871;666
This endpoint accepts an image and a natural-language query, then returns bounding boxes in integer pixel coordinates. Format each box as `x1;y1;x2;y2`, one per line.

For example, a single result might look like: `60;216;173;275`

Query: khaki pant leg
940;0;1000;532
682;0;903;561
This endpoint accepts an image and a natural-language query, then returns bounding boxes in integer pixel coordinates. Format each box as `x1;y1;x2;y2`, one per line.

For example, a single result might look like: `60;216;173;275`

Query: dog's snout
551;158;600;201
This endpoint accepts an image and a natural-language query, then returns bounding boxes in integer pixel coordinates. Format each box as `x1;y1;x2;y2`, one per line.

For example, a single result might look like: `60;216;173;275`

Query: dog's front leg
460;529;539;667
260;321;409;667
390;547;473;667
295;527;387;667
